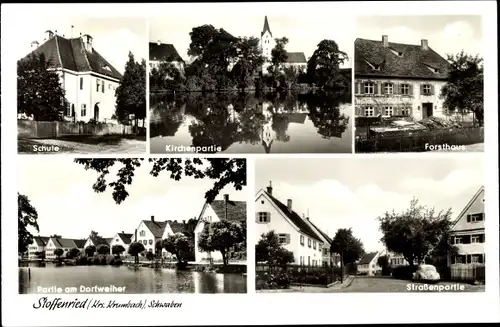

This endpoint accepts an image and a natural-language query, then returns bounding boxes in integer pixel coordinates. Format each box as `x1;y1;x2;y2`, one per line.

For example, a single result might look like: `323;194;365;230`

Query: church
259;16;308;74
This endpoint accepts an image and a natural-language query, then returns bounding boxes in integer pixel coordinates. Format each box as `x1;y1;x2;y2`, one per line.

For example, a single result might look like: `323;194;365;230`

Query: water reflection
150;91;352;153
19;262;246;294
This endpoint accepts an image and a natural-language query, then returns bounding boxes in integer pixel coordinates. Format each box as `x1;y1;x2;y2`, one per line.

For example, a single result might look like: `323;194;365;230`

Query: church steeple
261;15;272;37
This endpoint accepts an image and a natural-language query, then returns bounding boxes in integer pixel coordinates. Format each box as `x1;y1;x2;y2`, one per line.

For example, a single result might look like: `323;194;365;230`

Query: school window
80;104;87;117
384;106;393;116
258;212;270;223
300;235;304;246
80;77;83;90
96;79;100;92
384;83;393;94
365;106;374;117
364;82;374;94
313;241;317;249
401;107;410;116
307;238;311;248
471;235;481;243
471;255;481;263
140;231;146;237
400;84;410;95
278;234;287;244
468;213;484;223
422;84;431;95
323;248;328;255
149;239;153;245
454;237;463;244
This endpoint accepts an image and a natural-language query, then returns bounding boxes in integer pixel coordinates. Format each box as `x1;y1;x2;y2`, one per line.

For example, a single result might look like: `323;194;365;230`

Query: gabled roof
73;239;87;249
359;252;378;265
306;219;332;244
21;35;122;80
117;233;133;245
167;221;185;233
451;186;485;229
142;220;168;238
149;42;184;63
262;190;323;242
286;52;307;64
261;15;272;37
33;236;50;246
51;237;85;249
354;38;450;79
209;200;246;222
89;236;111;246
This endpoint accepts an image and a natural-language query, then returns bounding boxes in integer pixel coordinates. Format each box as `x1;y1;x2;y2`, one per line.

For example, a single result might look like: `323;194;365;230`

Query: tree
74;158;246;204
128;242;146;264
198;220;245;266
115;52;146;126
66;248;81;259
440;51;484;125
146;250;155;262
96;244;110;255
35;250;46;261
17;53;65;121
112;245;126;258
330;228;365;283
307;39;349;89
255;231;295;267
267;37;289;87
162;233;193;265
231;37;264;90
378;198;454;268
54;248;64;262
377;255;391;276
18;193;39;255
84;245;96;257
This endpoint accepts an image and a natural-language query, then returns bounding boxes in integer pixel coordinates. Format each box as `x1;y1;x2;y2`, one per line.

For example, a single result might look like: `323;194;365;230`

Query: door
94;104;100;121
422;103;433;118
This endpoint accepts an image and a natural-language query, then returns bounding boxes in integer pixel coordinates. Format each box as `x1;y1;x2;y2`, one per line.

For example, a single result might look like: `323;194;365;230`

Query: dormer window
389;48;403;57
102;65;111;71
423;63;440;74
364;60;380;71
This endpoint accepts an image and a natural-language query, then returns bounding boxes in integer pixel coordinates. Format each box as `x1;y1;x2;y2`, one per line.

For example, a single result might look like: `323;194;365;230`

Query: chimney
45;30;54;40
266;181;273;195
151;215;155;223
421;39;428;50
83;34;93;53
287;199;292;211
382;35;388;47
30;41;39;50
157;40;161;46
224;194;229;220
121;231;124;234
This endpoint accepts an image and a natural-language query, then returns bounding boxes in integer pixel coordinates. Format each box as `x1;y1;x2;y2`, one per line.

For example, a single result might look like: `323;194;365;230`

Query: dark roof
51;238;85;249
306;219;332;244
149;42;184;62
117;233;133;245
286;52;307;64
89;236;111;246
73;239;87;249
265;191;323;242
33;236;50;246
355;38;450;79
261;15;272;37
210;200;246;222
167;221;184;233
358;252;378;265
22;35;122;80
142;220;168;238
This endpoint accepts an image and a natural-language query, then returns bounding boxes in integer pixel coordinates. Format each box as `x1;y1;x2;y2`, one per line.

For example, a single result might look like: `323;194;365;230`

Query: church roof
261;15;272;37
286;52;307;64
149;42;184;63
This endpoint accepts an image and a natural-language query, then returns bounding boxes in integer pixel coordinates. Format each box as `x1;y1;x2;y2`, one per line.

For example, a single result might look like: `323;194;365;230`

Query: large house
109;232;133;256
21;30;123;123
259;16;307;74
255;182;324;266
357;251;384;276
131;216;187;256
27;236;50;260
83;234;113;253
194;194;247;263
302;217;339;267
354;35;455;120
44;237;86;260
149;41;185;75
448;186;485;266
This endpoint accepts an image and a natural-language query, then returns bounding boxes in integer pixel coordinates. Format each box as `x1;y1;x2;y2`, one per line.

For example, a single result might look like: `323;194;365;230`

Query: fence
449;264;485;283
356;127;484;152
18;120;136;139
256;263;346;286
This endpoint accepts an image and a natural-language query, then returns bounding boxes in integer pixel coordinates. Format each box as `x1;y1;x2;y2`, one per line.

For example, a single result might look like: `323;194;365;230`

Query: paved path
18;137;146;154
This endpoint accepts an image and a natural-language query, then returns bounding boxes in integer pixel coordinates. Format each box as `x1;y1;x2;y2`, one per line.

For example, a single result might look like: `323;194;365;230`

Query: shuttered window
256;212;270;223
467;213;484;223
278;233;290;245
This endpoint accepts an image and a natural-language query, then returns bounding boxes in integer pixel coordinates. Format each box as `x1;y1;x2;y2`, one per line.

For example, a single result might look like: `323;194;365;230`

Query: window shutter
430;84;435;95
374;83;378;94
255;213;260;223
394;83;400;94
267;212;271;223
420;84;424;95
480;213;484;221
409;84;414;95
381;83;386;94
360;82;365;94
285;234;291;244
466;214;471;223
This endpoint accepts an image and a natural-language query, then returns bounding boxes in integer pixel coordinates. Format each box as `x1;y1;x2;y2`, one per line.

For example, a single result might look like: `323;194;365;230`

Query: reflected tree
306;91;350;138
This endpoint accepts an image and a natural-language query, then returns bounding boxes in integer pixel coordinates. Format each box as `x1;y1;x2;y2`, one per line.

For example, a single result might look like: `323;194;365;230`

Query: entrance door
422;102;433;118
94;104;100;121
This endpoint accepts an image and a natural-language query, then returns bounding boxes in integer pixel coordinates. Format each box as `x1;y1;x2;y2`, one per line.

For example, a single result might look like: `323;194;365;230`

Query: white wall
134;221;157;254
194;205;224;262
109;234;130;256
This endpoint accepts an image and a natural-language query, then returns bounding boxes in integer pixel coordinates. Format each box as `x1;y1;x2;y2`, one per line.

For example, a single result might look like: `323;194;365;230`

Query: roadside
256;275;354;293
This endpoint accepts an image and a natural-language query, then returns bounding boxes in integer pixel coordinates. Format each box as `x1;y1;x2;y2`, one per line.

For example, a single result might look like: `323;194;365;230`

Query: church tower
260;16;275;73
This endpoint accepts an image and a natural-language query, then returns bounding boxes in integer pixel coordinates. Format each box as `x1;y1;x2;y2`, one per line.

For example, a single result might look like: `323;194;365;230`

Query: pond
19;262;247;294
150;91;352;153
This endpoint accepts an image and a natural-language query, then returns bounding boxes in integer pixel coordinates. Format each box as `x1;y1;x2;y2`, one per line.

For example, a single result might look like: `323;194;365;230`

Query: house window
308;256;310;266
80;77;83;90
454;237;463;244
364;82;374;94
471;235;481;243
454;256;463;264
102;80;105;93
365;106;374;117
300;235;304;246
140;231;146;237
278;234;287;244
307;238;311;248
300;256;304;265
258;212;270;223
384;83;393;94
400;84;410;95
323;248;328;255
422;84;431;95
116;239;119;242
66;103;72;116
384;106;393;116
468;213;484;223
401;107;410;116
313;241;317;249
71;104;75;117
143;240;147;245
96;79;100;92
149;239;153;245
81;104;87;117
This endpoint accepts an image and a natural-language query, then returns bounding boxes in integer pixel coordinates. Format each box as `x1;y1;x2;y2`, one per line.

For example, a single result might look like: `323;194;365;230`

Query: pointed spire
261;15;272;37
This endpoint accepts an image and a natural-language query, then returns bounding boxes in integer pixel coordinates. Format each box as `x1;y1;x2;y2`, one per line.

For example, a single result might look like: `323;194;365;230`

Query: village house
448;186;485;266
131;216;188;256
160;220;185;259
354;35;458;120
259;16;307;74
149;41;185;75
302;216;339;267
109;232;133;256
357;251;384;276
194;194;247;263
255;182;324;266
83;234;113;254
27;236;50;260
44;237;86;260
21;30;123;123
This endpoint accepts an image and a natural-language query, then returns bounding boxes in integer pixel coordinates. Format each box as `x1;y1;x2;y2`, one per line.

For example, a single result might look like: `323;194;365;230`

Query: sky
15;16;147;74
356;15;483;59
255;155;484;253
149;4;354;68
18;158;247;240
